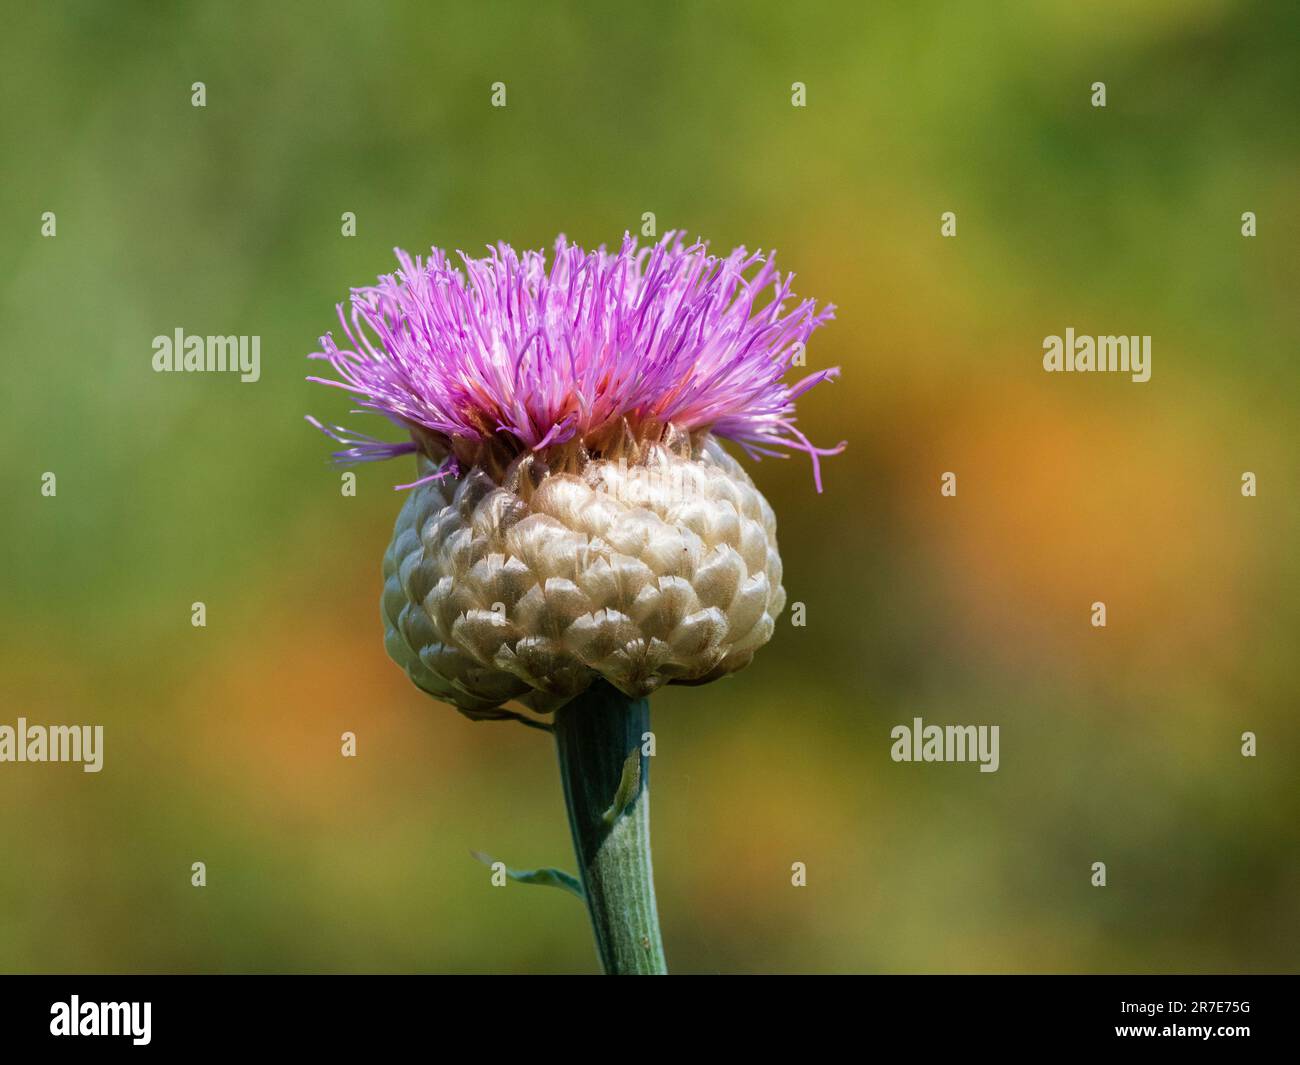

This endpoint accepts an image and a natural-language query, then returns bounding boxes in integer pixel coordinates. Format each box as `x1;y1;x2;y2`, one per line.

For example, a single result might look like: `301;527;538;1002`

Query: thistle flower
309;232;841;974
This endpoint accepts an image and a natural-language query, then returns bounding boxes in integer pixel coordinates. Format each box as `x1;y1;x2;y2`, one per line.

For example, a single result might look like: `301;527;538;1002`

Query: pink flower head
308;232;843;489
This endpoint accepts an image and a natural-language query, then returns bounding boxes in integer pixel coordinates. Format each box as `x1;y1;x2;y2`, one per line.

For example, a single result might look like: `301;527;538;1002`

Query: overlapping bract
382;437;786;715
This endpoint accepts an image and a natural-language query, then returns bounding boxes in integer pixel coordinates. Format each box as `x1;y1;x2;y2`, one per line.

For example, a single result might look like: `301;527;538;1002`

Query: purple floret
308;232;843;489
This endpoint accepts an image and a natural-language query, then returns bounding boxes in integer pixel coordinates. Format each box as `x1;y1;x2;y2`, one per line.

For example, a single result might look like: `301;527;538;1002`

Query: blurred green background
2;0;1296;973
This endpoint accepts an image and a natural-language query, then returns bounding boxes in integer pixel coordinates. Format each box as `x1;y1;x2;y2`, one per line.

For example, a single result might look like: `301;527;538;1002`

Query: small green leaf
470;850;584;899
503;866;584;897
456;706;553;732
602;747;642;827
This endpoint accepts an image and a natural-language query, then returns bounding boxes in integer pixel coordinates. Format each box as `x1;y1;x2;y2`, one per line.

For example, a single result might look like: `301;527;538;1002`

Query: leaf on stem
469;850;584;899
601;748;642;827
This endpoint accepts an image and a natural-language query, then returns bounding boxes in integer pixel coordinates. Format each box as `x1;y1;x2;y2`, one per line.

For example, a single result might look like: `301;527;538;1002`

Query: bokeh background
2;0;1296;973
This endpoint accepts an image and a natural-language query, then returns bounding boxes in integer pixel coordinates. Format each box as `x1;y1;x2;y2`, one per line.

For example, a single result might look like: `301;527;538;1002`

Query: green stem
553;681;667;975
